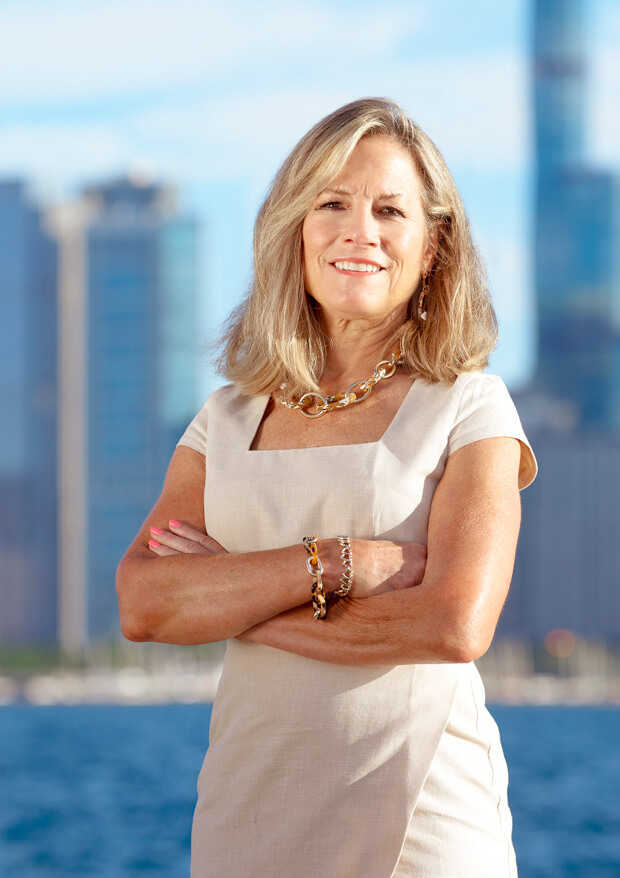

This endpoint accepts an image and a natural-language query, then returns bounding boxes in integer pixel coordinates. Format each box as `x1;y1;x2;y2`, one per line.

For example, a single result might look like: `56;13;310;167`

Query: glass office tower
499;0;620;643
0;180;58;643
533;0;620;431
83;179;199;640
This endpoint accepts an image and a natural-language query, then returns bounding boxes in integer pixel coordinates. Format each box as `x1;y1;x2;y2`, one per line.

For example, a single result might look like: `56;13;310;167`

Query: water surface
2;704;619;877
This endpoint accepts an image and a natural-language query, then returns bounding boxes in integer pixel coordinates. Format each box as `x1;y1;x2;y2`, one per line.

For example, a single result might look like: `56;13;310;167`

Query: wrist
318;537;354;597
317;538;341;594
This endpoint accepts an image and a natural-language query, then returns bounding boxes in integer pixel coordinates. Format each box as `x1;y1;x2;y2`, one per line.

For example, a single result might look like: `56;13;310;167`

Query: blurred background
1;0;620;875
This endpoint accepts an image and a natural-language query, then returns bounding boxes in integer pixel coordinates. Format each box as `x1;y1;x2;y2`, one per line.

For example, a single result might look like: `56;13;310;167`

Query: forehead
326;135;421;198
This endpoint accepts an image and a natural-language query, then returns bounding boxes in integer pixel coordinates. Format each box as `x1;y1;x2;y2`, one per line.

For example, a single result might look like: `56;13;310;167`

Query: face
302;135;435;326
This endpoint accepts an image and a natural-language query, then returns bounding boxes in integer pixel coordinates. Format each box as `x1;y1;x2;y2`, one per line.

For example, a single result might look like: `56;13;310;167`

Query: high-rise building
533;0;620;431
52;177;199;649
498;0;620;645
0;180;58;643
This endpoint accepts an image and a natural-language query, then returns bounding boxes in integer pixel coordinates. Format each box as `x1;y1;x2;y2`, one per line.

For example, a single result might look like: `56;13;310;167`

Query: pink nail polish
150;527;163;535
148;539;161;548
169;520;181;528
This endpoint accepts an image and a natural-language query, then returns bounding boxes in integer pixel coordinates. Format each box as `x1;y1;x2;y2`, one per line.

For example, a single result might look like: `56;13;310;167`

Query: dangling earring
417;274;429;322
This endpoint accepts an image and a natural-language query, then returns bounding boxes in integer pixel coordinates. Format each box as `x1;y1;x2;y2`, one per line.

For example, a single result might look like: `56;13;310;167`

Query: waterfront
2;704;619;877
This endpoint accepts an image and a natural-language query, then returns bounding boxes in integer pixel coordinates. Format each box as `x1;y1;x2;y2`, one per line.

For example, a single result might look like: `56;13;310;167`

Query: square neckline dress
178;371;536;878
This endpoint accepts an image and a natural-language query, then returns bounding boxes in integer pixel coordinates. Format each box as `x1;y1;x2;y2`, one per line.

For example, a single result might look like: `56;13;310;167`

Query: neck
319;311;406;389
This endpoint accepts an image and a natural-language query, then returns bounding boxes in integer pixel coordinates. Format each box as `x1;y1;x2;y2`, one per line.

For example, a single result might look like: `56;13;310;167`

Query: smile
332;261;383;273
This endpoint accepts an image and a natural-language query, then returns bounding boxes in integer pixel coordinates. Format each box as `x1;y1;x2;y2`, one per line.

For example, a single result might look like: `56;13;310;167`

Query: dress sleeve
176;398;209;455
448;373;537;490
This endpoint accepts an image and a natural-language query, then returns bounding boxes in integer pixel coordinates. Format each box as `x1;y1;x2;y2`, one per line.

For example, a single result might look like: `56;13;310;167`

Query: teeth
334;261;382;273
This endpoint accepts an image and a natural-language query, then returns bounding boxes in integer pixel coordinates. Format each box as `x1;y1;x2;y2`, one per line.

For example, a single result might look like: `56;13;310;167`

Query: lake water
1;704;619;876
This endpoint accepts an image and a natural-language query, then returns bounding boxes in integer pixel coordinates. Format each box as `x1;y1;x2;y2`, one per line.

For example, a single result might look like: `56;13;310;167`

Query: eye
317;200;344;210
378;205;405;217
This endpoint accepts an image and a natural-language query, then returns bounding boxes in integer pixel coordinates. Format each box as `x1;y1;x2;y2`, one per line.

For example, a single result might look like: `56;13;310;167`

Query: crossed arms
116;437;522;665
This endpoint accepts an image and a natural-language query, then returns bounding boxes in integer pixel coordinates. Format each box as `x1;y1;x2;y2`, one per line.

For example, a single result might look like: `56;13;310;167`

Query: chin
325;299;407;323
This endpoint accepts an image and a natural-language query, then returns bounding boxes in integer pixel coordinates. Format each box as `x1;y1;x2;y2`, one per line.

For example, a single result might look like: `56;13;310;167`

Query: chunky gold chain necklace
279;348;404;419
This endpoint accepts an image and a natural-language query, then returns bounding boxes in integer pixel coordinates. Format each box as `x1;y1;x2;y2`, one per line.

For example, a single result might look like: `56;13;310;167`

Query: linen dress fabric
177;371;536;878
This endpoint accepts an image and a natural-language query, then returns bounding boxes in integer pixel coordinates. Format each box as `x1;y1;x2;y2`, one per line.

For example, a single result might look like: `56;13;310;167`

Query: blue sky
1;0;618;398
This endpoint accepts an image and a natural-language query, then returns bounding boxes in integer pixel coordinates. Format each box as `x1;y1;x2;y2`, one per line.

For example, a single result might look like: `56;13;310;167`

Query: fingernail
148;539;161;548
150;527;163;535
169;520;181;528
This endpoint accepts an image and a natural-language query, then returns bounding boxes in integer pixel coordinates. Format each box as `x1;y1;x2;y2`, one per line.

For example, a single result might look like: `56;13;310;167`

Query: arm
116;445;335;643
116;446;426;644
238;437;522;665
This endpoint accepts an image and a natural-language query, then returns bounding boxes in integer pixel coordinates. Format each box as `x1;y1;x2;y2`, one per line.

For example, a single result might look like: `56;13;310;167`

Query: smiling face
302;134;435;328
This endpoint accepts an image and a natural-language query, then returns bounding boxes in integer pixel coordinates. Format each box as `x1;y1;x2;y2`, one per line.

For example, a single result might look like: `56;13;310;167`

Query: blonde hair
218;97;497;394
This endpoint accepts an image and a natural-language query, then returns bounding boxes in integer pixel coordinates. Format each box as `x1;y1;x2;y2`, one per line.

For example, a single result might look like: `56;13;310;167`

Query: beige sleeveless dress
178;372;536;878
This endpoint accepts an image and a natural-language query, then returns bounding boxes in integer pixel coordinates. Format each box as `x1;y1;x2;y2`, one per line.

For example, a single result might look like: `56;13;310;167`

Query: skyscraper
0;180;58;643
498;0;620;644
53;177;199;648
533;0;620;431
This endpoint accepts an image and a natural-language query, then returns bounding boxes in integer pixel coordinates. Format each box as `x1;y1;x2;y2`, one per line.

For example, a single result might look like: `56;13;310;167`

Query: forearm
238;581;483;666
117;542;340;645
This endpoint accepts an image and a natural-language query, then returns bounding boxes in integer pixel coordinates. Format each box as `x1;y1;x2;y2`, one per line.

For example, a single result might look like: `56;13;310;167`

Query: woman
117;97;536;877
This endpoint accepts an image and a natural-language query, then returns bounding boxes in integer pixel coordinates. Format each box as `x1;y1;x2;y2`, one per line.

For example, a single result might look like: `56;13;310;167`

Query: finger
148;539;179;557
149;526;206;554
168;519;228;554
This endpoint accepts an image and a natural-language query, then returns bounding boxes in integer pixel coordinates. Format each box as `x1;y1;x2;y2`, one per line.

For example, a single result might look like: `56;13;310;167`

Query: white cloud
0;0;426;105
0;45;528;194
0;0;529;191
126;49;528;184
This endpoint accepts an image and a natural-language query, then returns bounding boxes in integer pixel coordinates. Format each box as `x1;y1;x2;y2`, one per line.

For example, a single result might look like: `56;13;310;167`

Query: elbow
116;557;155;643
118;600;153;643
119;613;152;643
443;633;490;665
439;611;495;665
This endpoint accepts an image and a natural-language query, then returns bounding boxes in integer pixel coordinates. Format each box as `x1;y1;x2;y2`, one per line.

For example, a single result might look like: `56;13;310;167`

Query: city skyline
1;0;618;395
1;0;620;649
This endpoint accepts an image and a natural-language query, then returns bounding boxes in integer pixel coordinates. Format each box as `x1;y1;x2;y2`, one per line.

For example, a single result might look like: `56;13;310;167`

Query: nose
343;204;379;246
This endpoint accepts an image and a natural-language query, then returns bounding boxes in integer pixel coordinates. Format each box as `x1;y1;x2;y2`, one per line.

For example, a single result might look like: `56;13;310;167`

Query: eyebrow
319;187;350;197
318;188;405;200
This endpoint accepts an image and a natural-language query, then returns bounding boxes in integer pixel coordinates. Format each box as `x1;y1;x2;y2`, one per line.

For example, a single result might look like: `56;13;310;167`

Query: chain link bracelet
303;535;328;620
334;536;353;597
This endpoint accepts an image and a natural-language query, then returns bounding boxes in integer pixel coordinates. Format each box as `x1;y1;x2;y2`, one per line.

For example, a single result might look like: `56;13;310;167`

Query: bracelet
302;535;328;620
334;536;353;597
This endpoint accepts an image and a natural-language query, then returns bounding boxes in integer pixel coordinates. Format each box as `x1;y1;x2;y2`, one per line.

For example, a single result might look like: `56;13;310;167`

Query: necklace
279;348;404;419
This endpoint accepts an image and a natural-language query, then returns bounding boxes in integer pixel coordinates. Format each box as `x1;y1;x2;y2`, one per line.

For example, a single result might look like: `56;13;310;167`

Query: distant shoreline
1;665;619;707
0;664;224;707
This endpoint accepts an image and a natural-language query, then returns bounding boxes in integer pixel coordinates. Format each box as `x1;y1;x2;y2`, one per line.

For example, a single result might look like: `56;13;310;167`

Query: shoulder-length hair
218;97;497;395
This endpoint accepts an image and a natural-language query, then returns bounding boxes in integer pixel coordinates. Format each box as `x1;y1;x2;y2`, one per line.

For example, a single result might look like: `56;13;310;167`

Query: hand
350;539;427;598
148;520;228;557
